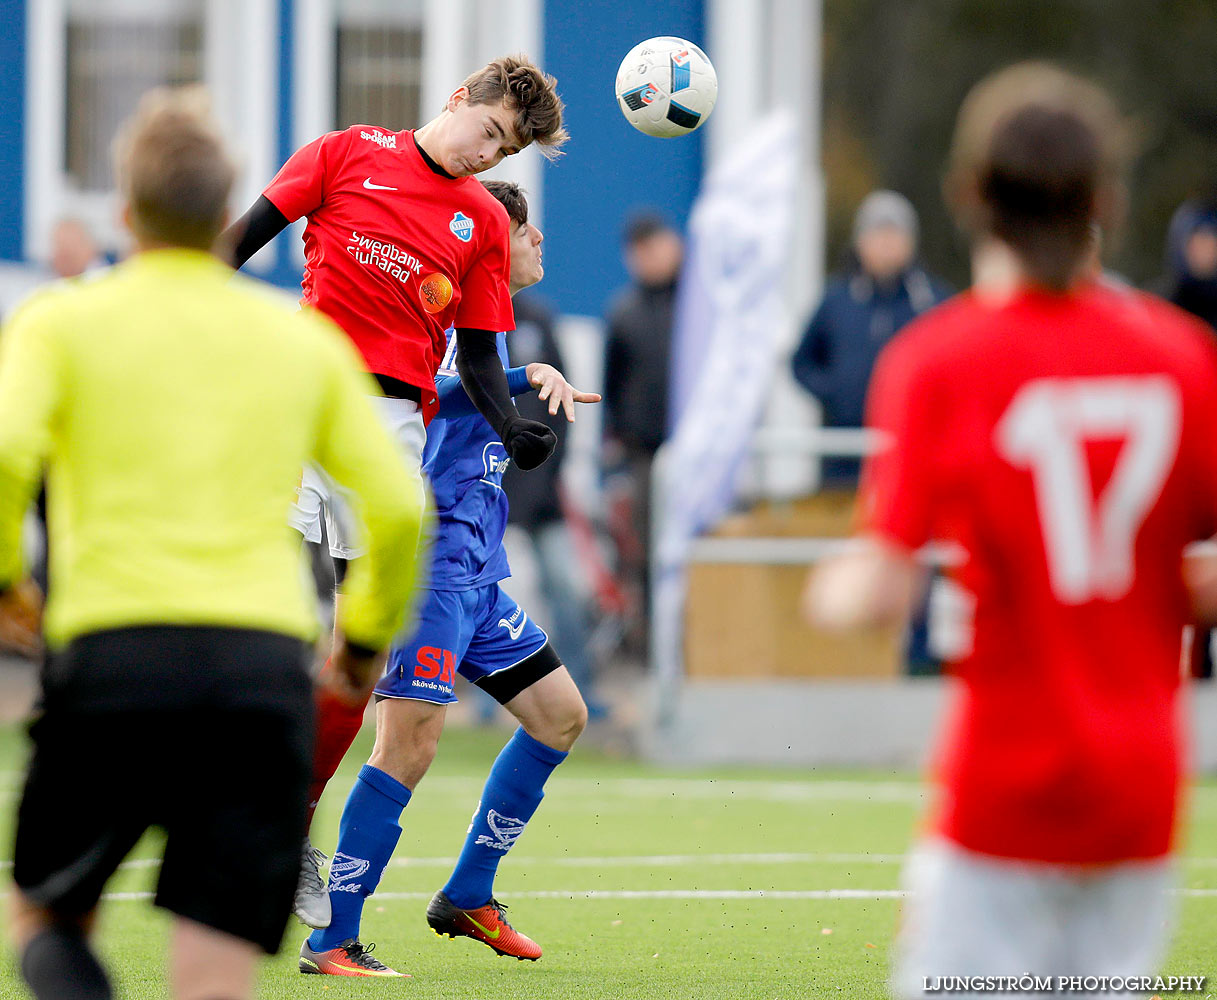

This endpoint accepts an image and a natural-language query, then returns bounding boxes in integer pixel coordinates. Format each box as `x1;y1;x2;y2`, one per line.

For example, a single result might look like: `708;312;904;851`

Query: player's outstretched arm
525;363;602;422
434;367;532;419
435;364;600;423
455;328;556;470
222;196;290;269
803;536;920;631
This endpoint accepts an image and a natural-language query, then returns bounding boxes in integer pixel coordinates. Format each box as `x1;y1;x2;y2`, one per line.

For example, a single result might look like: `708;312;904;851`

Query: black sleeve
223;196;290;269
456;328;556;472
455;328;519;438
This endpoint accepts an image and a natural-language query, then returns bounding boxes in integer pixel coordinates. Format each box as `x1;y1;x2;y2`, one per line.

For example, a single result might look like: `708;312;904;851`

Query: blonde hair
112;86;236;250
462;55;568;161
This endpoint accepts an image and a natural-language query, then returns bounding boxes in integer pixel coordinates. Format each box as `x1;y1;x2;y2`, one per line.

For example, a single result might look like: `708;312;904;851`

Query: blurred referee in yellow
0;87;425;1000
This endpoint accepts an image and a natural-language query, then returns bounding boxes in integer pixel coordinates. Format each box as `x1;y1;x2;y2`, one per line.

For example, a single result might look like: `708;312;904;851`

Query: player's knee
566;694;589;743
370;700;446;788
531;692;586;752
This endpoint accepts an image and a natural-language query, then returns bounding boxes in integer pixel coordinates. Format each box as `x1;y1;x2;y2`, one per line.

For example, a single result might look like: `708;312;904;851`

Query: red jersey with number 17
861;282;1217;864
263;125;515;421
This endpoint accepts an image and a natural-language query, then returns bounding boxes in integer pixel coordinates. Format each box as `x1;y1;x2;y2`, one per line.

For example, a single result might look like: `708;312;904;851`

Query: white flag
653;110;799;692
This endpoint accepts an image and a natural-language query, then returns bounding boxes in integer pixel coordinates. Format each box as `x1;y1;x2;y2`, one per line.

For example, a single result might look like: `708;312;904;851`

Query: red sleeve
454;205;515;333
858;332;945;550
262;130;350;223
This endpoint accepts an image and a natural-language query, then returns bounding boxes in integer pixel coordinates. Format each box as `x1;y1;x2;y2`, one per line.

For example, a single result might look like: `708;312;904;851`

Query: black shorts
13;625;313;955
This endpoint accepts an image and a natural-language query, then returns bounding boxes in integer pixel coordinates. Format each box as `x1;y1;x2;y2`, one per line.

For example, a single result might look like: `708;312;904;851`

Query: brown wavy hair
463;55;568;161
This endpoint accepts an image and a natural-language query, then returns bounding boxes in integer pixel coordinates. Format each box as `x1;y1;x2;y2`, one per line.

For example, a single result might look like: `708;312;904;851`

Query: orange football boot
298;938;408;977
426;890;542;960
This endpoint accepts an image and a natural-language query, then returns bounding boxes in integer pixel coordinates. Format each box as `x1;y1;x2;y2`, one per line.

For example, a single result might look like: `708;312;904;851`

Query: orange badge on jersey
419;272;453;314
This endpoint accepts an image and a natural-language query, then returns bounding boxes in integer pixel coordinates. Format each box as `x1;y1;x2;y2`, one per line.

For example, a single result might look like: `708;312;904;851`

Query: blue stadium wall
541;2;705;318
0;0;25;261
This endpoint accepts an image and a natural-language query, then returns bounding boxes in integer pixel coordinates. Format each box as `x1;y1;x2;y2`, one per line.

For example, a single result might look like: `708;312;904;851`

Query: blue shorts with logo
376;584;548;705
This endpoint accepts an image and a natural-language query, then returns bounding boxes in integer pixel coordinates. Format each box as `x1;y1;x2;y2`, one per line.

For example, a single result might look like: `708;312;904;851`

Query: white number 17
996;376;1181;605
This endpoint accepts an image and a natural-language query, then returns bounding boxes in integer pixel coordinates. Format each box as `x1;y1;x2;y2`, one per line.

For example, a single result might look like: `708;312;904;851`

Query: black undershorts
13;625;313;954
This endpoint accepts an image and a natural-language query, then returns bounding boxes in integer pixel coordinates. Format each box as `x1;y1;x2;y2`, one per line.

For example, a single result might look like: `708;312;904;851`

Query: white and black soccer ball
615;36;718;138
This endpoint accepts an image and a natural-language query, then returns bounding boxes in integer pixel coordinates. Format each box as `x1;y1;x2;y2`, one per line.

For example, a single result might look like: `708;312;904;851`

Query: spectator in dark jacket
1156;199;1217;681
603;214;683;456
503;293;605;716
791;190;952;482
602;213;684;658
1156;200;1217;330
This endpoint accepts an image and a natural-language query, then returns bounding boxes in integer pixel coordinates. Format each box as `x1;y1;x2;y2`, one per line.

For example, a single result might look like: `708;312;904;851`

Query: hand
0;578;43;659
501;415;557;471
525;363;603;422
324;633;384;707
802;540;918;631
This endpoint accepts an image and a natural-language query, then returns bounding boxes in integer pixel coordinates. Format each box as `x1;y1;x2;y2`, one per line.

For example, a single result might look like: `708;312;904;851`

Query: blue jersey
423;331;531;590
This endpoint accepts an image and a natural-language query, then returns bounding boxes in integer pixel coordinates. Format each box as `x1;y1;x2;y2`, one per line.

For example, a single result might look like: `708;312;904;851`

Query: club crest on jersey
449;212;475;242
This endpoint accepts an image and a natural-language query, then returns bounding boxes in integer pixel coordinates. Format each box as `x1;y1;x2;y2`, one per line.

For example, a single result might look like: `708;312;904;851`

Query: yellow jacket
0;248;424;650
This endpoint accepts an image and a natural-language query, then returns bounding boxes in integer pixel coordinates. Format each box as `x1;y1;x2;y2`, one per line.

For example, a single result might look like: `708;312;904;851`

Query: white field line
384;852;909;868
9;775;1217;807
5;851;1217;872
426;776;929;803
82;887;1217;903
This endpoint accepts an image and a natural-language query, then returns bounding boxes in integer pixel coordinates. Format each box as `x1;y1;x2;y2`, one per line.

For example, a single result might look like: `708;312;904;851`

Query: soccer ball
615;36;718;138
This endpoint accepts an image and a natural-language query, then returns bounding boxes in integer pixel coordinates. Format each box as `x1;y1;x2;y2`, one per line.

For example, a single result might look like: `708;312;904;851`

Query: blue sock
308;765;411;952
442;727;568;909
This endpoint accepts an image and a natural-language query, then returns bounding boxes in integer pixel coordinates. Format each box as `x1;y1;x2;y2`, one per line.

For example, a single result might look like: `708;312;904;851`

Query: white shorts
290;396;426;559
892;838;1174;1000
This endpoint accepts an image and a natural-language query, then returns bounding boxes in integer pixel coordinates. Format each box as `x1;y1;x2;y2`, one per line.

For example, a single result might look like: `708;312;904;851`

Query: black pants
14;625;313;954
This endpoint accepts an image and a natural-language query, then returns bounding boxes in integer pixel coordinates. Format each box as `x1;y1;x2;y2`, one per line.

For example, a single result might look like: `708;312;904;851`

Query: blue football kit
375;331;549;704
310;327;573;960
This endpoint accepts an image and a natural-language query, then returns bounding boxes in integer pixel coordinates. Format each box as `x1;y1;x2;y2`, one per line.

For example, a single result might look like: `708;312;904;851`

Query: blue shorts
376;585;549;705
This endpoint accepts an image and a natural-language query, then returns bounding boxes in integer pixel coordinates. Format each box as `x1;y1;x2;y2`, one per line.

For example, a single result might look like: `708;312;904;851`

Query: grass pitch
0;721;1213;999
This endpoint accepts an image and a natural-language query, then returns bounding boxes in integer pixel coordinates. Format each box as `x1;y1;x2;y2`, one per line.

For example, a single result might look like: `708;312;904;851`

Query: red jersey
862;282;1217;864
263;125;515;420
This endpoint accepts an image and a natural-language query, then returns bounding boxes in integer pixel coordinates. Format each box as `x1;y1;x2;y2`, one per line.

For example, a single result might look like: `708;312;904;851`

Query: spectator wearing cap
602;211;684;659
791;190;952;483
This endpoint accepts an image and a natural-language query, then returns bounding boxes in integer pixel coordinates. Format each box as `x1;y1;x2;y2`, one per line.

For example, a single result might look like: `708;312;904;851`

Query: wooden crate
683;492;903;679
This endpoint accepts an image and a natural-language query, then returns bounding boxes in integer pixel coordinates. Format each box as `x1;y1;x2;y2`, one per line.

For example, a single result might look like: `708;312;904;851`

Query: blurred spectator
1155;200;1217;330
504;292;607;718
791;190;952;483
48;217;105;280
1156;200;1217;680
602;212;684;659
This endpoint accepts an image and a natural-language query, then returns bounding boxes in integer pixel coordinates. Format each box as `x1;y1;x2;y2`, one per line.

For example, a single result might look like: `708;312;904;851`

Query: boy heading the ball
226;55;568;930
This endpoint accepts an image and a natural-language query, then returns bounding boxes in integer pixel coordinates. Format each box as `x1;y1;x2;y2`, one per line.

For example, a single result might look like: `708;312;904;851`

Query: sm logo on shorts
414;646;455;684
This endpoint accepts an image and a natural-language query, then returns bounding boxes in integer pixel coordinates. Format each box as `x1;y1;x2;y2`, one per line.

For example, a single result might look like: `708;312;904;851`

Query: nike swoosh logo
498;613;526;641
363;178;397;191
463;913;501;940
